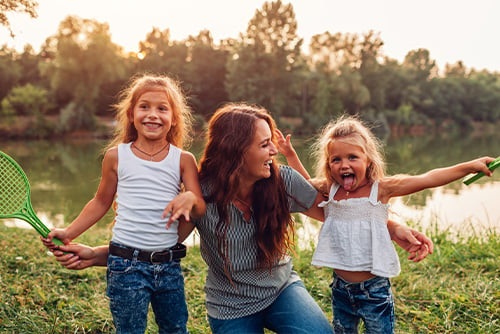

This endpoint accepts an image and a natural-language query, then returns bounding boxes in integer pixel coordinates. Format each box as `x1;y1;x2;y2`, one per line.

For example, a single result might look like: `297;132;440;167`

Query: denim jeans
331;275;394;334
106;246;188;334
208;280;333;334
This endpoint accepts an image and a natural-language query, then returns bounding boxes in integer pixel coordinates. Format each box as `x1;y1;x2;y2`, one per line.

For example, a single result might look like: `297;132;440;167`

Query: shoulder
279;165;305;185
179;150;197;166
104;146;118;161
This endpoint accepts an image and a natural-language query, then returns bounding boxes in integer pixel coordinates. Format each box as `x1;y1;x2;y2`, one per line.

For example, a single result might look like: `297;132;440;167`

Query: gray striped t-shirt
193;165;317;319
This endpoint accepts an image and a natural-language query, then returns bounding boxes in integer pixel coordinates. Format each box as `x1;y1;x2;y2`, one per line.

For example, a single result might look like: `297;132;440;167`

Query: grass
0;223;498;333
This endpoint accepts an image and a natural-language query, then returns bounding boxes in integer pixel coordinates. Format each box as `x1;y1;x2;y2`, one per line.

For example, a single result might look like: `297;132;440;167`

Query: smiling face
328;139;371;191
131;90;174;142
240;118;278;183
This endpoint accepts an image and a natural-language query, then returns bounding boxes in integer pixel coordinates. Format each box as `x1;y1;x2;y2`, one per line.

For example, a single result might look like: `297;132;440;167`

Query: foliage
2;0;500;138
0;0;38;37
40;16;126;131
1;83;49;116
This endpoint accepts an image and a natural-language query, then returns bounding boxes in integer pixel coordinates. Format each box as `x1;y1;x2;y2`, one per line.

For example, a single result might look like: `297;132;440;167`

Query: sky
2;0;500;72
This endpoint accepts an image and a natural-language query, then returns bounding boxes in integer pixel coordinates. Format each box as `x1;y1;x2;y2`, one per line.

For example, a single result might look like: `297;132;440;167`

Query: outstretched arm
46;148;118;244
380;156;496;201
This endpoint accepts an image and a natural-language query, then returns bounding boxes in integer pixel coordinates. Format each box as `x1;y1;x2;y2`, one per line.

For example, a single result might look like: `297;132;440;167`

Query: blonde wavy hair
312;115;386;186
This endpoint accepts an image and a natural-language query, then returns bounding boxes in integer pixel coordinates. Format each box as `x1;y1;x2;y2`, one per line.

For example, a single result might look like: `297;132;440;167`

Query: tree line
1;0;500;138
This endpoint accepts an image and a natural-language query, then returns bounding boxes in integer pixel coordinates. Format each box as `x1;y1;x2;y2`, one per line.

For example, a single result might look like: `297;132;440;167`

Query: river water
2;132;499;247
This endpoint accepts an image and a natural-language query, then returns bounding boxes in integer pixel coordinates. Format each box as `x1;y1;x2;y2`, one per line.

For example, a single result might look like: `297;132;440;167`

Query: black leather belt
109;242;186;264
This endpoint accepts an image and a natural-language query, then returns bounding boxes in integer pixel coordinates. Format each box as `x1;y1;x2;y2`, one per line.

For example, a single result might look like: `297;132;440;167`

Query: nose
340;158;349;169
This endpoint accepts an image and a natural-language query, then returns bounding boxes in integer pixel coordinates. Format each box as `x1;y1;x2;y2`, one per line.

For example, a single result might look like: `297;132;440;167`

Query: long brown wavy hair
198;102;295;271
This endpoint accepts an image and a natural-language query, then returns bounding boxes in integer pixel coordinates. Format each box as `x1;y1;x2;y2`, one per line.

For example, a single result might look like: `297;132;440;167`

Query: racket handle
52;237;65;247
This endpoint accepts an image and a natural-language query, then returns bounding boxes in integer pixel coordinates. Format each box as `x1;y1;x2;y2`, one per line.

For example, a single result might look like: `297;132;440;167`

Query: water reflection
391;181;500;236
2;133;499;245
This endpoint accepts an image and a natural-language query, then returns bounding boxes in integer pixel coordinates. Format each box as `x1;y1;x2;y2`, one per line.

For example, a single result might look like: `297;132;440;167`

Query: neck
236;179;254;202
344;180;371;196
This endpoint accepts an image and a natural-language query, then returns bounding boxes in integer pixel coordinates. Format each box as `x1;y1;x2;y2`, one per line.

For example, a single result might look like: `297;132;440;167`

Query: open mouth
341;173;355;191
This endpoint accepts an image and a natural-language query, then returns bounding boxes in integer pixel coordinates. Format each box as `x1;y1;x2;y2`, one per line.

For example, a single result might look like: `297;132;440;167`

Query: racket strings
0;156;29;215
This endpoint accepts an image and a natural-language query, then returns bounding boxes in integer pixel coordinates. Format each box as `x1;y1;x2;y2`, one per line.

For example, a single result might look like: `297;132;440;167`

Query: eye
349;155;358;161
158;105;169;113
138;103;148;110
331;157;340;163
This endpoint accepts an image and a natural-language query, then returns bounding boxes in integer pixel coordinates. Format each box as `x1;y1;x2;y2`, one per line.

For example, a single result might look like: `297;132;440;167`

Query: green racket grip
463;156;500;185
51;237;65;247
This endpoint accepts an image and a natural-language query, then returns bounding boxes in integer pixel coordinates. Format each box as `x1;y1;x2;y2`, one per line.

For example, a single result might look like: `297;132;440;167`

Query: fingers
166;209;190;229
274;129;285;142
414;230;434;254
410;244;430;262
162;202;173;219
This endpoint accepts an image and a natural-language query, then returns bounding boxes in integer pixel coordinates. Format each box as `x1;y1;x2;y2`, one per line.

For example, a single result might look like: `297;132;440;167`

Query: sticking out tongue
343;175;355;191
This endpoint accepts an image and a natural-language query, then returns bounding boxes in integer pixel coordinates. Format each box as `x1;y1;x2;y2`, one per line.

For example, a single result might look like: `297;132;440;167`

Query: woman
45;103;433;333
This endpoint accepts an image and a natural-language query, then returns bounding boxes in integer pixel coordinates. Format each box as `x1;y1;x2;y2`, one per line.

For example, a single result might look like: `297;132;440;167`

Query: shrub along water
0;223;498;333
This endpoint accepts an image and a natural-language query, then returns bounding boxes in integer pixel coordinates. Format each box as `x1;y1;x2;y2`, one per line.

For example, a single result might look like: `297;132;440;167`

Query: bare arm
379;156;495;202
275;129;311;180
387;220;434;262
302;191;326;221
47;148;118;244
177;218;195;243
40;241;109;269
163;151;206;227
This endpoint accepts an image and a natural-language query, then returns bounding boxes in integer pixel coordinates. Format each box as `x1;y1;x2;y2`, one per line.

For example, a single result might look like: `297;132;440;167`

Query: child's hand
45;228;71;246
391;225;434;262
469;156;496;176
275;129;296;158
162;191;197;228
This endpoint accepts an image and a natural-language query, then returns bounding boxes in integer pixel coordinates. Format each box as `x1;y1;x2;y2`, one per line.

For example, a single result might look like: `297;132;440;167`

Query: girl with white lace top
278;115;495;333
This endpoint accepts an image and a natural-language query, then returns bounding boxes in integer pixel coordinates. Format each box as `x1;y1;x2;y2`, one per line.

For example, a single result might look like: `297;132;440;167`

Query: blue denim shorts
106;243;188;334
331;275;394;334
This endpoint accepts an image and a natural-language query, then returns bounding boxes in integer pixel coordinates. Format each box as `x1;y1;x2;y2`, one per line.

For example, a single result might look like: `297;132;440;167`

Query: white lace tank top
311;181;401;278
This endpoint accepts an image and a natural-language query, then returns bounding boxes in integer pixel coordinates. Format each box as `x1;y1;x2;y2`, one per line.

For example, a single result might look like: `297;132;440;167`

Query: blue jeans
106;246;188;334
331;275;394;334
208;280;333;334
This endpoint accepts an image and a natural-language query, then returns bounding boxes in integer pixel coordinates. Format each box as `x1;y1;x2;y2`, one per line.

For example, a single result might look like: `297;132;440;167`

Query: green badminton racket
0;151;64;246
463;156;500;185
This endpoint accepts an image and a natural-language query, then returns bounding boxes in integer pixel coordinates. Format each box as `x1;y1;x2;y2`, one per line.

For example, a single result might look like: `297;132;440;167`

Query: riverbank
0;224;498;333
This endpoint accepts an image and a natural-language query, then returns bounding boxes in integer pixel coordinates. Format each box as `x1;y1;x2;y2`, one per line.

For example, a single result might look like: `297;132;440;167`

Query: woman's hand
41;237;108;269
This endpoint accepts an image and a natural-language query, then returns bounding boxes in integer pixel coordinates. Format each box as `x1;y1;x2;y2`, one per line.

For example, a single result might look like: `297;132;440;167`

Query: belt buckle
149;249;173;264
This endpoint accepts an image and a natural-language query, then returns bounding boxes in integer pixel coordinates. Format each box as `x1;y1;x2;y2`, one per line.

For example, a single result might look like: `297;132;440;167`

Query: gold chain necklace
132;142;169;161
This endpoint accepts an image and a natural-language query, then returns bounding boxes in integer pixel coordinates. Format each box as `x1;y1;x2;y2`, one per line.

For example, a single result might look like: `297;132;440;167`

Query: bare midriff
334;269;376;283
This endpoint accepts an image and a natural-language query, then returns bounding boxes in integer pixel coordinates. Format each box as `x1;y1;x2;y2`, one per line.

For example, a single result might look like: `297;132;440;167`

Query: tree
137;27;188;79
0;0;38;37
359;31;386;112
184;30;229;119
0;45;21;102
40;16;125;131
225;0;304;118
